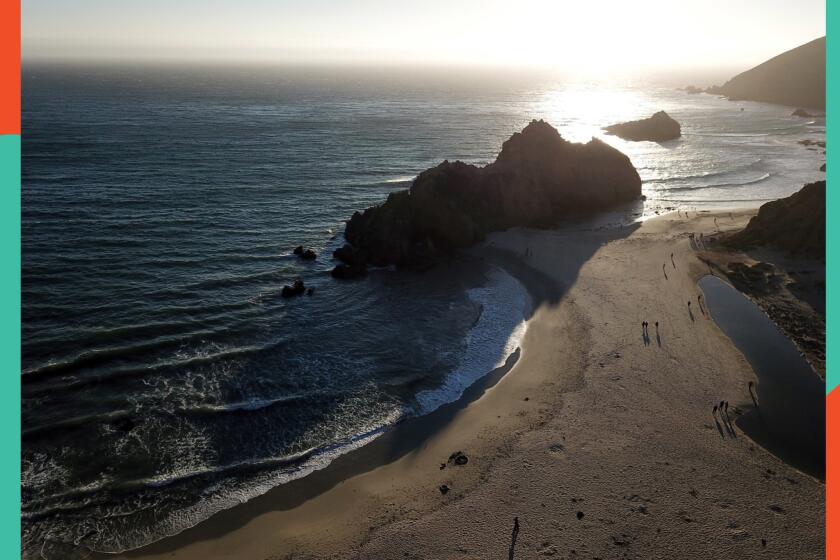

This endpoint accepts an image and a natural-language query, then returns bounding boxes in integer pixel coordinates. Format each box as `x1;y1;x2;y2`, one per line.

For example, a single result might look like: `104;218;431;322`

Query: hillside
708;37;825;109
726;180;826;259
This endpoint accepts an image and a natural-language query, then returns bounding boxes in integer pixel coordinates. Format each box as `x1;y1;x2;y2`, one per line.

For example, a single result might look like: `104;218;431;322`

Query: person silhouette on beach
748;381;759;408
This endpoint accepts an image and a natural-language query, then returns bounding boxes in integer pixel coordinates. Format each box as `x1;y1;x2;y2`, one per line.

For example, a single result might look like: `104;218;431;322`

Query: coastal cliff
725;180;825;259
335;120;641;271
707;37;825;109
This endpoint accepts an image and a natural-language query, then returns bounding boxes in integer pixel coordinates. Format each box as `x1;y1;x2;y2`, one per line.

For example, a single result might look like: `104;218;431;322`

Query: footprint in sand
729;527;751;542
624;494;656;504
611;534;632;547
677;510;695;523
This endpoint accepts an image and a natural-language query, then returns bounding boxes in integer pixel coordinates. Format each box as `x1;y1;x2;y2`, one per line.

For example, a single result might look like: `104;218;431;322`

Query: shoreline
120;210;824;560
107;240;561;559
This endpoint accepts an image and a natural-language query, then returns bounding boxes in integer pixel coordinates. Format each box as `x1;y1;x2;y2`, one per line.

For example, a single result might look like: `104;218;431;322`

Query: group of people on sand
662;252;677;279
640;320;659;347
713;383;760;438
688;294;707;316
688;232;706;250
713;400;737;437
676;208;699;218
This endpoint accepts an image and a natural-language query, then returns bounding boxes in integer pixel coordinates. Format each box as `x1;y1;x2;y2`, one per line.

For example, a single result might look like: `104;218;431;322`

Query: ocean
21;63;825;558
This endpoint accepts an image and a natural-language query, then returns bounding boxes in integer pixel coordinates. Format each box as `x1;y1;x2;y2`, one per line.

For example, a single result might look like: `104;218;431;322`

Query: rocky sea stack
333;120;641;272
726;181;825;260
603;111;681;142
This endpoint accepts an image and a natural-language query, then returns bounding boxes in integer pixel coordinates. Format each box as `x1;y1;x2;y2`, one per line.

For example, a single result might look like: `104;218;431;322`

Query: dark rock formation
798;139;826;149
331;263;368;279
725;262;782;296
603;111;681;142
293;246;317;260
333;244;365;266
707;37;825;109
683;85;703;94
792;108;821;118
281;279;306;297
113;417;136;433
726;181;825;260
336;120;641;269
821;163;826;172
447;451;469;466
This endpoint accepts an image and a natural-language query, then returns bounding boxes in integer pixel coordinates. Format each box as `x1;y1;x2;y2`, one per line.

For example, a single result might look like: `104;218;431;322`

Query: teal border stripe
829;2;837;394
1;135;21;554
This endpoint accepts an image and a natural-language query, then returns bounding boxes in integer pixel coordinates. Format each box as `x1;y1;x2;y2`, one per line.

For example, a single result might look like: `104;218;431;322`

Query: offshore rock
337;120;641;268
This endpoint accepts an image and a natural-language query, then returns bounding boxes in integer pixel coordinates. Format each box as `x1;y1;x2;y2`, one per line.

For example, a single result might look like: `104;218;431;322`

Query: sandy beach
119;210;825;560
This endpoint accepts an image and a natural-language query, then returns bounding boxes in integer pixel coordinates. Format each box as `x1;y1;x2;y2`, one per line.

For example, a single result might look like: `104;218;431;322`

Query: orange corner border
1;0;20;135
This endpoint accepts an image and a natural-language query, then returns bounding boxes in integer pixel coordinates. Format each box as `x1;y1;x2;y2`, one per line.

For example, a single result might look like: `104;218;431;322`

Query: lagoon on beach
21;63;825;560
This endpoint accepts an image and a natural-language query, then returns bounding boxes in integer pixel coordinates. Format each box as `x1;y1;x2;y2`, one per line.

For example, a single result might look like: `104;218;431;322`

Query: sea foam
415;266;531;414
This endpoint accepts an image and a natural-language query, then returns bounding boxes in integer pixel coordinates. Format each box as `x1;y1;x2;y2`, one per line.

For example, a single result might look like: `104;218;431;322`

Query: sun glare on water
530;85;654;144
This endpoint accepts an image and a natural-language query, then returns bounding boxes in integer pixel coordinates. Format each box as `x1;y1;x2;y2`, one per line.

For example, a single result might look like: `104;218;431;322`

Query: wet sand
121;211;824;560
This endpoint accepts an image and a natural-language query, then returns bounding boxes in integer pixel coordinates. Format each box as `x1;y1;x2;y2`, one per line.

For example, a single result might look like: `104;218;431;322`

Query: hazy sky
23;0;825;73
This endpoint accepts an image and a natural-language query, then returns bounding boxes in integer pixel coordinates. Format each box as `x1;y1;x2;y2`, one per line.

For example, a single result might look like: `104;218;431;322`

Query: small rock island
332;119;641;275
603;111;681;142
